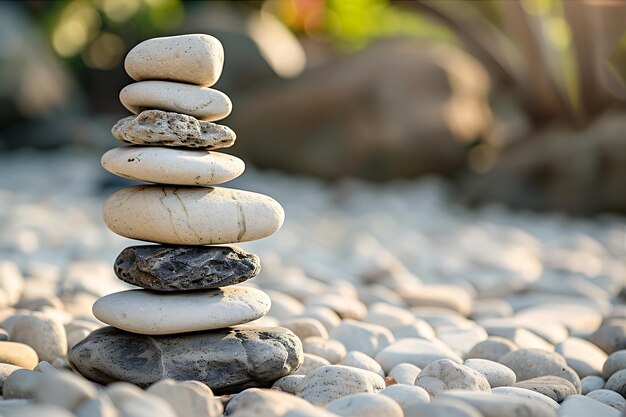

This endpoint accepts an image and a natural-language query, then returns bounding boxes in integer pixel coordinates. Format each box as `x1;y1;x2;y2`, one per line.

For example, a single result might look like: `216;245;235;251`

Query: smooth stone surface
586;389;625;411
125;34;224;87
588;324;626;354
102;147;245;185
146;378;223;417
9;313;67;362
103;185;285;245
491;386;560;410
557;394;620;417
604;350;626;379
374;338;462;373
294;353;331;376
380;384;430;415
281;317;329;340
296;365;385;405
112;110;236;149
75;393;118;417
437;391;557;417
415;359;491;397
388;363;421;385
498;349;581;393
464;358;516;388
340;351;384;377
2;369;42;399
114;245;260;291
34;370;98;410
606;369;626;396
0;342;38;369
92;287;271;335
272;374;305;394
581;375;605;394
329;319;394;357
120;81;232;121
1;404;76;417
70;394;114;417
466;337;519;362
411;398;483;417
556;337;607;377
326;393;403;417
0;364;21;390
69;326;302;394
514;376;577;402
226;388;313;417
302;337;347;364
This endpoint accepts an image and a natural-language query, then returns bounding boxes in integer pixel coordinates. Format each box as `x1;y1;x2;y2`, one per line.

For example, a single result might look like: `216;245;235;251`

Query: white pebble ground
0;151;625;417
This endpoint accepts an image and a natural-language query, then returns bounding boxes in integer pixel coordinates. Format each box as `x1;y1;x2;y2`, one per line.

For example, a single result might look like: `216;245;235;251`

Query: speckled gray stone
586;389;625;411
112;110;236;149
414;359;491;397
296;365;385;405
603;350;626;380
498;349;581;393
514;376;577;402
581;375;605;394
605;369;626;396
68;326;303;394
114;245;260;291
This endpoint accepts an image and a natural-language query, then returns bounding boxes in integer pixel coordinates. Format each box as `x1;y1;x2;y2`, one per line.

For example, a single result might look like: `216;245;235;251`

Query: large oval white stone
125;34;224;87
93;287;271;335
103;185;284;244
119;81;232;121
101;147;245;185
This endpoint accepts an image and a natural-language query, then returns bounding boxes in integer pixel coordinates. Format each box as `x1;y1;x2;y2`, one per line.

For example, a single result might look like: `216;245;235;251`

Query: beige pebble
101;147;244;186
125;34;224;87
103;185;284;245
147;378;223;417
9;313;67;362
34;370;98;410
120;81;231;121
0;342;38;369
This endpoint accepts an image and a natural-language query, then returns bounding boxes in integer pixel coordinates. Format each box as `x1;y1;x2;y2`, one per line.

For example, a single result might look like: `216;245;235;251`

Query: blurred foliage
27;0;185;71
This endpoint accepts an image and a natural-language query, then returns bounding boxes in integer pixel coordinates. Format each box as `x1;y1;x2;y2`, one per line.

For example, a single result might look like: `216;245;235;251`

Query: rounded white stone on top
119;81;232;121
125;34;224;87
101;146;245;186
103;185;285;245
93;287;271;335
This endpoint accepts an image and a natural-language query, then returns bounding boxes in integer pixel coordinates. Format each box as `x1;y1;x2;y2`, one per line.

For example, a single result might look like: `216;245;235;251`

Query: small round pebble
302;337;347;364
415;359;491;397
326;392;403;417
330;319;395;357
603;350;626;380
464;358;516;388
513;375;577;402
380;384;430;415
466;337;518;362
272;374;306;394
296;365;385;405
0;342;38;369
586;389;625;411
340;351;385;376
558;394;621;417
388;363;421;385
226;388;313;416
0;363;21;390
9;313;67;362
605;369;626;396
281;317;329;340
34;370;98;411
581;375;605;394
146;378;223;417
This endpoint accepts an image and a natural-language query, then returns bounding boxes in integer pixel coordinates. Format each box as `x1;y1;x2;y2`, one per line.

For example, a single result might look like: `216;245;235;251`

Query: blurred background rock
0;0;624;214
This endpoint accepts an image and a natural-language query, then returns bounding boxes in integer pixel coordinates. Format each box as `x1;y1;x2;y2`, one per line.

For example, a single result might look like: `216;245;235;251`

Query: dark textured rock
68;326;303;394
114;245;260;291
514;376;577;403
112;109;236;149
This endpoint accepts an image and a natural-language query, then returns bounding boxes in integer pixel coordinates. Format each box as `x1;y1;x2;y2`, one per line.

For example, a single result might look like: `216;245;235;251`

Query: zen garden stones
1;34;626;417
69;33;302;392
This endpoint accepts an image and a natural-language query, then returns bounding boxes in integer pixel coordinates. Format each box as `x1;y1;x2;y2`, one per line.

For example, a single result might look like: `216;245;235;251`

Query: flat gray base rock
114;245;260;291
112;109;236;149
68;326;303;394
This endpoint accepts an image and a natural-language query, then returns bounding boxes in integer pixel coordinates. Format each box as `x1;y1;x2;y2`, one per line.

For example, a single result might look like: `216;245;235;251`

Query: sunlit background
0;0;625;213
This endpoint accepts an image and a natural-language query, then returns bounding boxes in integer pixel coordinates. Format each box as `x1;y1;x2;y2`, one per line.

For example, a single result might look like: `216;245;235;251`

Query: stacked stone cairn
68;34;303;393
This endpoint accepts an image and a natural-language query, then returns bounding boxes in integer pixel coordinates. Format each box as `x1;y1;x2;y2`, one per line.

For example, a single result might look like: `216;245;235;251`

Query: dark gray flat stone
114;245;260;291
68;326;303;394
